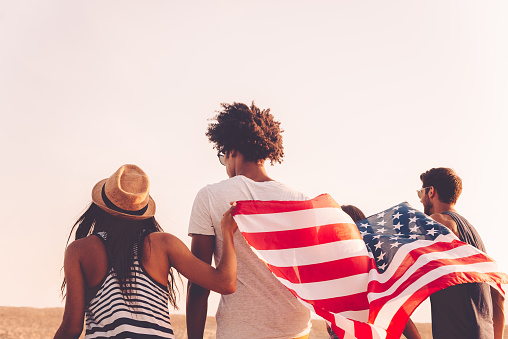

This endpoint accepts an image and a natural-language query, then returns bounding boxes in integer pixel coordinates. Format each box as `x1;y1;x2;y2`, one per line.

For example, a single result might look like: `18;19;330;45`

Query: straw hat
92;164;156;220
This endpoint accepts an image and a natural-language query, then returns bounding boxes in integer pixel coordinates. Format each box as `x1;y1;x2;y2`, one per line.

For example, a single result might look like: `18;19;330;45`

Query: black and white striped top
85;232;174;339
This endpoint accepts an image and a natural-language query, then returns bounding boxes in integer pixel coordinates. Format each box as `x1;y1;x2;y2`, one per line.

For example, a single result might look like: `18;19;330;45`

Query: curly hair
206;102;284;164
420;167;462;204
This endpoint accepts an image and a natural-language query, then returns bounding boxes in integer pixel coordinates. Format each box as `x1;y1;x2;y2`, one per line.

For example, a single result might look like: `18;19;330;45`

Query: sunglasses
417;186;431;199
218;152;226;166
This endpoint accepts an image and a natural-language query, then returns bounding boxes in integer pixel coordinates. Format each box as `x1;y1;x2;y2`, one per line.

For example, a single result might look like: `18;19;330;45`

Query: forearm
215;233;237;293
186;283;210;339
492;288;505;339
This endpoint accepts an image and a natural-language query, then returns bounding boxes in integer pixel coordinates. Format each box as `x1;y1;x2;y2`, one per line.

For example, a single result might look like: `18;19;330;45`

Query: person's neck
235;162;273;182
432;201;457;214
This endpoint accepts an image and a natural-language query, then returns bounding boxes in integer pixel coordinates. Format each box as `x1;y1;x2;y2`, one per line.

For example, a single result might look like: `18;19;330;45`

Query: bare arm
491;286;505;339
182;205;238;338
402;318;421;339
173;205;237;292
54;242;85;339
185;234;214;339
171;233;236;293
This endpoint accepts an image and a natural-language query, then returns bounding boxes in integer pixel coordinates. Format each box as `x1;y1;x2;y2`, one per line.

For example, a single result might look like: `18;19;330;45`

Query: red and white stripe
232;194;508;339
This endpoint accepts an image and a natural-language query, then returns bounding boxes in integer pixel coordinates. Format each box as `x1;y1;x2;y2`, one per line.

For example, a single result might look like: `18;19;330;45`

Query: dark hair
420;167;462;204
205;102;284;165
341;205;366;222
61;203;180;309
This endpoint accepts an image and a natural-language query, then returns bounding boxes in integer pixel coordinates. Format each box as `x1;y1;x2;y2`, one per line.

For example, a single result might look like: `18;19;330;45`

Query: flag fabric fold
231;194;508;339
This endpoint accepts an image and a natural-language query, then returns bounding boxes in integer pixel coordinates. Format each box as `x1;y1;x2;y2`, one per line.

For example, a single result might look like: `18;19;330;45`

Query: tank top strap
93;231;108;242
441;211;486;252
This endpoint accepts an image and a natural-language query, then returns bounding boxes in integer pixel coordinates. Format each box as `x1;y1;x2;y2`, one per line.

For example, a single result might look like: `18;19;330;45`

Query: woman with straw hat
54;164;238;339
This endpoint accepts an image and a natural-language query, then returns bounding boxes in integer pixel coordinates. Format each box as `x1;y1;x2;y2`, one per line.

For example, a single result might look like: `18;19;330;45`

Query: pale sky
1;1;507;323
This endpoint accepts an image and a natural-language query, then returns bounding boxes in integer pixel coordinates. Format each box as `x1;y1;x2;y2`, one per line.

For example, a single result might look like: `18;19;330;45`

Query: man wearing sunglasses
418;167;504;339
187;102;312;339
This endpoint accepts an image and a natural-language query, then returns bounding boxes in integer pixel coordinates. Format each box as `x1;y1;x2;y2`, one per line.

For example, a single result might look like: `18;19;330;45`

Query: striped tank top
85;232;174;338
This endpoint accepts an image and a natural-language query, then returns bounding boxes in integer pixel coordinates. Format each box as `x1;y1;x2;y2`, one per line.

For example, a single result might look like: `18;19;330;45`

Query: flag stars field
358;202;454;273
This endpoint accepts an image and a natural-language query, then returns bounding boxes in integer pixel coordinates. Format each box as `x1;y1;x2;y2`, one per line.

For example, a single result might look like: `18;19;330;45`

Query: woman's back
81;231;175;339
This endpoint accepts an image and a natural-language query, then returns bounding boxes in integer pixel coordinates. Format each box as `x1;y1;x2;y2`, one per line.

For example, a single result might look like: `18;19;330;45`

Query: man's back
430;211;494;339
189;175;312;339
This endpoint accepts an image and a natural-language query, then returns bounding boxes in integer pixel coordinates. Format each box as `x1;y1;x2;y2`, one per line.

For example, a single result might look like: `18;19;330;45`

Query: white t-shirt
189;175;312;339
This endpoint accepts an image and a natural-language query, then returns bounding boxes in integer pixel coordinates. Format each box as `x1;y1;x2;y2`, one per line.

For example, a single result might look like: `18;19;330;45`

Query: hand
221;202;238;235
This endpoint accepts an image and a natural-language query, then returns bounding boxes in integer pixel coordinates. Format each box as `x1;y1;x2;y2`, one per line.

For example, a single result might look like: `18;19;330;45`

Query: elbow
220;279;236;295
55;323;83;339
223;286;236;295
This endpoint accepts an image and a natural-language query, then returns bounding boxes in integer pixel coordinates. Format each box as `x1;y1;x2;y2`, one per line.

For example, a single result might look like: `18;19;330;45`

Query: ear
428;186;436;198
230;149;237;158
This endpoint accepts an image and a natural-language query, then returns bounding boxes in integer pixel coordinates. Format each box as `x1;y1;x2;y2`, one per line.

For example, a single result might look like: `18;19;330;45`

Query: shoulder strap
93;231;108;242
441;212;486;252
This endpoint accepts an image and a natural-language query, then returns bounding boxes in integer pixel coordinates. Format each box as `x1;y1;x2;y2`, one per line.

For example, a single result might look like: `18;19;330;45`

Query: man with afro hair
187;102;312;339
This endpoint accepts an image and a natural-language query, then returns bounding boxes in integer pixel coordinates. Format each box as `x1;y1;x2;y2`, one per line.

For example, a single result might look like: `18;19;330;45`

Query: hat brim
91;179;156;220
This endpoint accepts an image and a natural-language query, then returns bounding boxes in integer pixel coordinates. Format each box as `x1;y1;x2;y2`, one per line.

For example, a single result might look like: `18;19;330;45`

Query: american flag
232;194;508;339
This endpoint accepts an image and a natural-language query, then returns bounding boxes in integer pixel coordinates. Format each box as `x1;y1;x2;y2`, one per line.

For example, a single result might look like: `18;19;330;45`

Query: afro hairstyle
206;102;284;165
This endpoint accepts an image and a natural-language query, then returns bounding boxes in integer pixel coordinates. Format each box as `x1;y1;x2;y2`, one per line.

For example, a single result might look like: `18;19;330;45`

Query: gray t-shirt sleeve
188;186;215;236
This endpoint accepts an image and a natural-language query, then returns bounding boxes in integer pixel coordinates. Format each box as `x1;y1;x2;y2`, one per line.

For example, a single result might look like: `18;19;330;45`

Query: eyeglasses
218;152;226;166
417;186;431;199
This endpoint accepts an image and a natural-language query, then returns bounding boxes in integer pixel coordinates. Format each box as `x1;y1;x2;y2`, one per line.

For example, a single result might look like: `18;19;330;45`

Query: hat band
101;184;149;216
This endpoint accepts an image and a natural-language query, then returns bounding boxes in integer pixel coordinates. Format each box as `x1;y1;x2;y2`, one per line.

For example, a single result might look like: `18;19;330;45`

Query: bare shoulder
146;232;186;250
430;213;458;235
66;236;102;254
64;236;104;268
146;231;180;243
